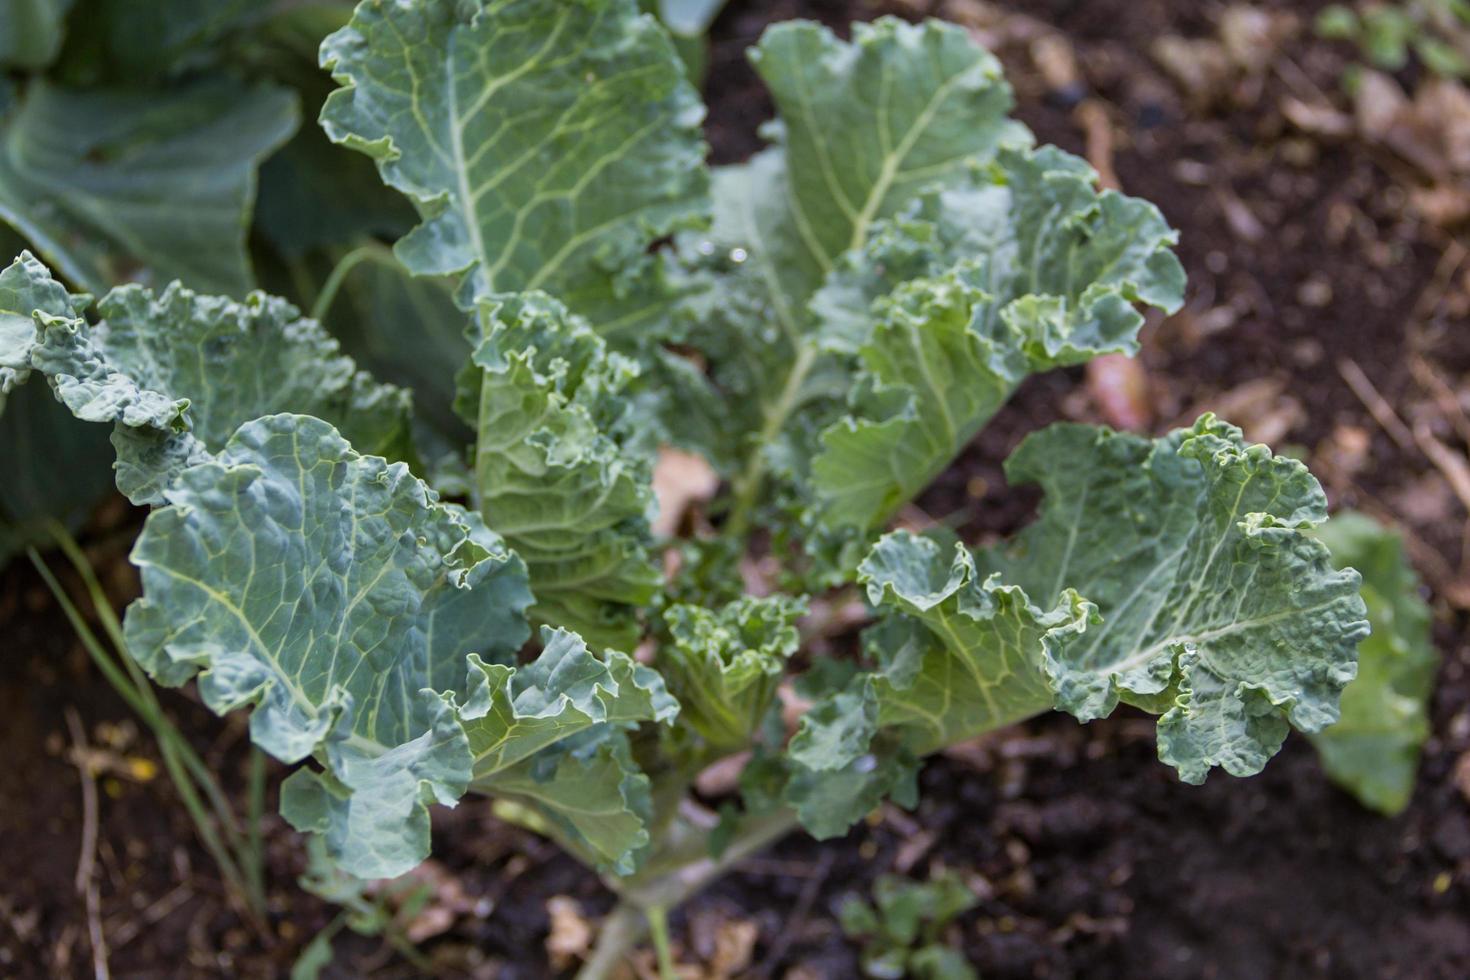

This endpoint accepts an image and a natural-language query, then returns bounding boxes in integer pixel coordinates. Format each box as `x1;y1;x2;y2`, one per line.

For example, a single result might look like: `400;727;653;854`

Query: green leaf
56;0;269;82
985;416;1369;782
0;377;115;561
744;17;1028;305
124;414;535;878
459;625;676;781
319;0;709;333
461;292;659;648
658;594;806;750
314;247;470;439
0;0;72;71
13;258;414;503
452;625;675;874
792;417;1369;837
254;135;417;261
855;533;1091;754
656;0;726;36
484;725;658;874
910;946;978;980
670;17;1028;466
783;739;919;840
1;249;88;403
809;146;1185;530
0;79;297;297
1315;5;1361;41
1308;512;1437;815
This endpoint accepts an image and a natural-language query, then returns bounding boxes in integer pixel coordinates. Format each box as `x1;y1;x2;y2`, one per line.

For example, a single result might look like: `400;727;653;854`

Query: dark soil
4;1;1469;978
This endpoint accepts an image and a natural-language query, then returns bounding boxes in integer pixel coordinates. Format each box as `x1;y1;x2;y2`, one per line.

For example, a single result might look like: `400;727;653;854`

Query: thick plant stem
575;808;800;980
646;905;677;979
578;904;648;980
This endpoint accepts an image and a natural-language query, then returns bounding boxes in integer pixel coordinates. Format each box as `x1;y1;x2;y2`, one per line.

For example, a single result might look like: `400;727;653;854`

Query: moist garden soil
3;1;1469;977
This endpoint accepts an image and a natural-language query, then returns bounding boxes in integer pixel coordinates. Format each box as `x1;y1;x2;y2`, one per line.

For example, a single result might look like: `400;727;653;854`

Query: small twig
1338;358;1416;451
755;851;833;977
1408;354;1470;448
1413;421;1470;515
65;707;110;980
105;884;195;951
1411;239;1469;324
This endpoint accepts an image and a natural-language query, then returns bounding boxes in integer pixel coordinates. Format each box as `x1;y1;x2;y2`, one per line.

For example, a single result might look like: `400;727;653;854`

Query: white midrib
446;71;490;294
845;71;970;253
734;68;975;529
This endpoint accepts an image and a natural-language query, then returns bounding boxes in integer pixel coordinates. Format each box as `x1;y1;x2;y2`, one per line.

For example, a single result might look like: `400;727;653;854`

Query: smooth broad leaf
808;146;1186;530
313;247;469;439
985;416;1370;782
658;594;806;750
5;253;414;503
0;377;114;562
319;0;709;333
459;292;659;649
124;414;534;878
656;0;726;36
0;79;297;297
0;0;72;71
1308;511;1438;815
54;0;268;81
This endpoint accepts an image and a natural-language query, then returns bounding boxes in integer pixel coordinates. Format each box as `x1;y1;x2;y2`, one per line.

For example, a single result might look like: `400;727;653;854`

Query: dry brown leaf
694;752;750;797
1085;352;1153;431
1411;185;1470;228
1419;79;1470;172
687;906;759;980
546;896;594;971
1353;69;1409;143
1180;377;1302;446
1280;96;1353;138
1317;424;1373;480
1219;5;1296;75
652;447;720;538
1152;36;1233;107
1454;752;1470;805
1031;33;1081;93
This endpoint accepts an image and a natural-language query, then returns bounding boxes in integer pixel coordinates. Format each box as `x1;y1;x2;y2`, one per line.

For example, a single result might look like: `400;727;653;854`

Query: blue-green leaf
986;416;1369;781
0;80;297;297
124;414;534;878
3;253;414;503
809;146;1185;530
461;292;659;648
659;594;806;750
319;0;709;333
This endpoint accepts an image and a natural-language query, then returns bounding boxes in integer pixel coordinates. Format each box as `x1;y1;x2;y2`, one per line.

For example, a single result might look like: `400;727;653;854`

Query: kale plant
1;2;1375;974
840;870;979;980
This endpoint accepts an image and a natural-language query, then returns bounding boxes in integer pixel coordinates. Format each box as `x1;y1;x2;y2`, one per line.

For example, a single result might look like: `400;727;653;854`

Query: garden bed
2;1;1468;977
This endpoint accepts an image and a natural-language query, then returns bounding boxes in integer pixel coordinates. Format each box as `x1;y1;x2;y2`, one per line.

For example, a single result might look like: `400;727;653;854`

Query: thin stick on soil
755;850;833;976
1338;358;1416;451
29;544;269;932
64;707;110;980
